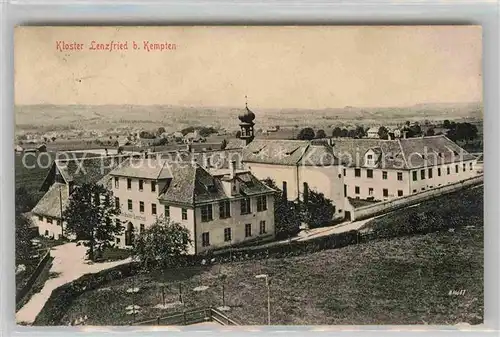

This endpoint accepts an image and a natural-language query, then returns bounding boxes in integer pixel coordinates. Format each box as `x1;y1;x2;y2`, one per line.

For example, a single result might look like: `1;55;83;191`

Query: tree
63;183;121;261
425;128;435;136
377;126;389;140
315;129;327;139
297;127;315;140
405;120;411;127
301;190;335;229
157;127;166;136
16;214;34;265
409;122;422;137
262;178;301;239
347;129;357;138
355;125;366;138
235;130;241;138
221;139;228;150
132;216;191;270
51;136;57;142
15;187;36;215
340;128;349;137
443;120;451;128
332;127;342;138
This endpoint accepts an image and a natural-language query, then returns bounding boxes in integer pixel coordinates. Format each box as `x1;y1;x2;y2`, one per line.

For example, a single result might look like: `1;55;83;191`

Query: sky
15;26;482;109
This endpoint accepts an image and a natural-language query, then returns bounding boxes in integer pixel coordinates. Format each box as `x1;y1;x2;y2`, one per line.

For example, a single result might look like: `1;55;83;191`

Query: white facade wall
344;168;411;201
408;160;478;194
245;163;299;200
195;195;275;253
33;215;63;239
298;165;345;218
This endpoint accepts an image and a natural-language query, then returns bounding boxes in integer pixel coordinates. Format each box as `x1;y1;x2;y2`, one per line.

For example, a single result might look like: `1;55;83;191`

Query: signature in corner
448;290;467;296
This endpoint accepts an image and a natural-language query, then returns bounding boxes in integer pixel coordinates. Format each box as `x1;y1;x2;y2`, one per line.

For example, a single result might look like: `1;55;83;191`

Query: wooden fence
134;307;240;326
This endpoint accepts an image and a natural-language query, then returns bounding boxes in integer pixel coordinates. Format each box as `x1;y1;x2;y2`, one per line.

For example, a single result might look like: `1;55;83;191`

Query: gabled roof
330;135;475;169
31;183;69;218
158;162;275;206
109;157;173;180
242;139;340;166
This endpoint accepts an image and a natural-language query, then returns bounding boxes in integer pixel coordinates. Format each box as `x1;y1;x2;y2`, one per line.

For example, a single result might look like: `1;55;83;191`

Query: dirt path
16;243;131;325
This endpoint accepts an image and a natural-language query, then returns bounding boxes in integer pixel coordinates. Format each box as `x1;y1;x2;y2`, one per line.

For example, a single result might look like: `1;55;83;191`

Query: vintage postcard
14;26;483;326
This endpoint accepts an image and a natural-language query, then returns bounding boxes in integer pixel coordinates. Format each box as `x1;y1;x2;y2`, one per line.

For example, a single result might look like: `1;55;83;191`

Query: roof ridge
397;138;410;169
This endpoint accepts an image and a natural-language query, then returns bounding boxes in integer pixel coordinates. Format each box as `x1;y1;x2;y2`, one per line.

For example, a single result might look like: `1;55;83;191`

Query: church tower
238;96;256;146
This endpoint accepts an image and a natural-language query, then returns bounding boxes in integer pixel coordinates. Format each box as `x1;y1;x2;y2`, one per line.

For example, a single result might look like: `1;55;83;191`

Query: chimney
229;160;236;179
403;130;407;139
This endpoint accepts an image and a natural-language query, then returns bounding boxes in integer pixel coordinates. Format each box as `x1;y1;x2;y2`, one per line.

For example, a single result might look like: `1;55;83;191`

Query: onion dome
238;105;256;123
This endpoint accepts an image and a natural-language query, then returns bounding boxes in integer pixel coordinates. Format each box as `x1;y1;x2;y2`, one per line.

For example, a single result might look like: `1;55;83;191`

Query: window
128;199;133;211
412;171;418;181
463;163;466;172
140;224;145;234
368;188;374;196
397;172;403;181
420;169;425;179
257;195;267;212
367;154;373;159
438;168;441;176
47;218;53;224
114;177;119;188
343;169;346;176
383;189;388;197
259;221;266;234
115;197;120;210
138;179;144;191
355;168;361;177
367;169;373;178
151;203;157;215
151;181;156;192
413;189;417;193
116;237;121;244
44;230;49;236
182;208;188;220
398;190;403;197
202;232;210;247
165;205;170;218
428;168;433;179
139;201;144;213
282;181;288;199
224;228;232;242
201;204;213;222
447;166;451;175
382;171;388;180
355;186;360;194
127;178;132;190
38;215;43;221
343;184;347;198
470;162;473;170
219;201;231;219
303;182;310;203
245;224;252;237
421;187;425;191
240;198;251;215
455;165;459;173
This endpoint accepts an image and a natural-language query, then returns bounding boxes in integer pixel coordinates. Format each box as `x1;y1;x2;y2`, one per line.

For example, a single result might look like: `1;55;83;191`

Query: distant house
184;130;204;144
15;145;24;153
366;127;380;139
138;137;157;147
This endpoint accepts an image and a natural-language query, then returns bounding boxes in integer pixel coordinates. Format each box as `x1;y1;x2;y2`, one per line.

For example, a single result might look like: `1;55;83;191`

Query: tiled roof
109;157;173;179
330;135;475;169
31;183;69;218
56;155;131;185
242;139;340;166
158;162;274;206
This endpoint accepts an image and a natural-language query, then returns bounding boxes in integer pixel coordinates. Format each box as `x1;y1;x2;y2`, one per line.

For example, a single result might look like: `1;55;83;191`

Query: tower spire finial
245;95;248;108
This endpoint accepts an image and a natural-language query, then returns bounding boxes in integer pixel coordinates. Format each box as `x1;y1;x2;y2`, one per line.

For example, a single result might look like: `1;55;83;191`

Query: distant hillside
15;102;483;133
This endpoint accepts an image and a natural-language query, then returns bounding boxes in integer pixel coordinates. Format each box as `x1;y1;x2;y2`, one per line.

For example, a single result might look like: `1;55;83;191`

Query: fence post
157;316;160;325
183;311;187;325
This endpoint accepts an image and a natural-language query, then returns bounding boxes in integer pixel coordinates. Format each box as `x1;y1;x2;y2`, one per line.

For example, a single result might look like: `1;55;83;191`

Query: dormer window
367;154;373;160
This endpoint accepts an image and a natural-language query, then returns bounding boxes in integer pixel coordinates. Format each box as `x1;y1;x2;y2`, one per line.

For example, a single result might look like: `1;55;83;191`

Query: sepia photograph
14;26;483;327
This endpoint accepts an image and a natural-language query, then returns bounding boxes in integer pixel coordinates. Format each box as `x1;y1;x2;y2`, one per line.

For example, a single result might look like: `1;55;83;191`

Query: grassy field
60;226;483;326
15;152;55;202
